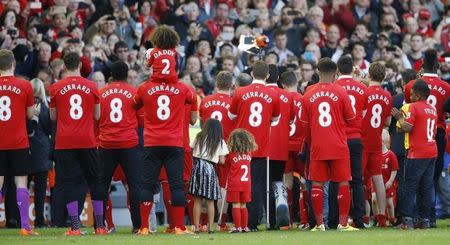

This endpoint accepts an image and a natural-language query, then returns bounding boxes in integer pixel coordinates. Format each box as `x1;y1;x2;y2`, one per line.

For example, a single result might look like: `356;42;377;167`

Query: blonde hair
30;78;47;106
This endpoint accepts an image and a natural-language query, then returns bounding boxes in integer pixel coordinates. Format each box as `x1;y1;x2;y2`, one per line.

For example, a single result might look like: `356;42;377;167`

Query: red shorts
216;158;230;188
227;191;251;203
112;165;126;182
183;151;193;181
308;158;351;182
385;186;396;198
363;151;383;176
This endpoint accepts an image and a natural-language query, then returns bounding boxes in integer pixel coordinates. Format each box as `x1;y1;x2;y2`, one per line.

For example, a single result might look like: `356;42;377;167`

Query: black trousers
431;128;446;222
99;146;143;229
328;139;365;228
54;149;104;203
141;147;185;206
30;171;48;226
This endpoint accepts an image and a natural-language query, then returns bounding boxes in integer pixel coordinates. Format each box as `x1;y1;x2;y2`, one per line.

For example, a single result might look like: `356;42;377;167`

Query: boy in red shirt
381;129;399;225
392;79;438;229
300;58;357;231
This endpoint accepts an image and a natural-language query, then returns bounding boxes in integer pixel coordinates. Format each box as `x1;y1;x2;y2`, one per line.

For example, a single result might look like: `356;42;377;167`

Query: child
226;129;257;233
188;119;229;233
381;129;399;225
146;25;179;83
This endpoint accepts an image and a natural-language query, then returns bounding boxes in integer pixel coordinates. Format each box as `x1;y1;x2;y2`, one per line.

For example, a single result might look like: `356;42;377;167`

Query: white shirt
192;139;229;164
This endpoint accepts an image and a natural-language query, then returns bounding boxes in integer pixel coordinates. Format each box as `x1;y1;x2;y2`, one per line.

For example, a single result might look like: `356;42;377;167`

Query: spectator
351;42;370;75
85;15;117;44
352;0;378;33
114;6;138;49
322;0;356;35
321;24;341;59
276;5;304;56
206;2;233;40
407;34;425;71
235;72;253;88
417;9;435;38
299;59;317;93
91;71;106;89
127;68;140;88
269;29;294;66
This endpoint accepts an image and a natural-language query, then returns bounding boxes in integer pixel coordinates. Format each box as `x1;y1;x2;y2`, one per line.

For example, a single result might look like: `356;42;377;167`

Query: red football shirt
199;92;234;140
227;152;252;192
381;150;399;183
404;73;450;129
0;76;34;150
98;82;138;149
267;84;295;161
288;91;304;152
183;86;198;151
146;48;178;83
404;100;438;159
134;81;194;147
300;82;355;160
361;85;393;153
49;76;99;149
335;75;368;139
229;80;281;158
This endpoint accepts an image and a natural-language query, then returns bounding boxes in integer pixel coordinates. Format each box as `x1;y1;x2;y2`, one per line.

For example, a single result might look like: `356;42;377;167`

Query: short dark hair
267;64;278;84
63;52;81;71
252;61;269;80
401;69;417;86
280;71;298;88
422;49;439;73
216;71;233;90
0;49;15;71
337;56;353;75
317;57;337;73
114;41;128;53
369;62;386;82
412;79;430;99
110;61;129;81
236;73;252;87
150;25;180;49
274;29;286;38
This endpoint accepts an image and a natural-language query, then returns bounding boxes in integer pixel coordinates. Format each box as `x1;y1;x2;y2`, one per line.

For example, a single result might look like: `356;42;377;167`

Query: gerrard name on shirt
0;84;21;94
60;84;91;95
204;100;230;109
147;84;180;95
367;94;390;105
341;85;365;95
102;88;133;98
242;91;272;103
428;84;446;95
309;91;339;102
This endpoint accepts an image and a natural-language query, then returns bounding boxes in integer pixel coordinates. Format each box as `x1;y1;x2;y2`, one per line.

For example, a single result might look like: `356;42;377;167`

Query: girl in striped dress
188;119;229;233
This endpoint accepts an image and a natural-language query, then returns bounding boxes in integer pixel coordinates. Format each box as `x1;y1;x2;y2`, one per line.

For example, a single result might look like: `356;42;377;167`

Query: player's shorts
227;191;251;203
216;157;230;188
0;148;31;176
308;158;351;182
183;151;193;181
363;151;383;176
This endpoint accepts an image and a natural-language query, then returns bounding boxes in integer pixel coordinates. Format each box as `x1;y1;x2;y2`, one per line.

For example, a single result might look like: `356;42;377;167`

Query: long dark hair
193;119;223;159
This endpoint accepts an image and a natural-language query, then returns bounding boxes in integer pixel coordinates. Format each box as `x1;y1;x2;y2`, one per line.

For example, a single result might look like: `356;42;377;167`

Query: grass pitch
1;221;450;245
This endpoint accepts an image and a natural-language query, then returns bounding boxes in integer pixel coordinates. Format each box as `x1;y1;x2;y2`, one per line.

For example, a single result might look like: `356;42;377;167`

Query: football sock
311;186;324;226
377;214;387;227
140;202;152;229
16;188;31;231
172;206;186;230
362;216;370;224
299;190;308;224
105;196;114;228
232;208;241;229
92;200;105;228
338;185;351;226
220;213;227;227
241;208;248;228
66;201;80;231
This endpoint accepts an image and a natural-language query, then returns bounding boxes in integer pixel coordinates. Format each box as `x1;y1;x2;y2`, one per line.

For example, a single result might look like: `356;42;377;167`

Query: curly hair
227;129;257;154
149;25;180;49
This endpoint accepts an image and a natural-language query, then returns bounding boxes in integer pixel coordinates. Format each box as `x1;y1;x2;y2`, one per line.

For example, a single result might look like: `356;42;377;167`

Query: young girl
188;119;229;233
226;129;257;233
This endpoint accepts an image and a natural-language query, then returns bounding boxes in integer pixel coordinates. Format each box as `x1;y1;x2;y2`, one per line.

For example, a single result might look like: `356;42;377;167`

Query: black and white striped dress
188;139;229;200
188;157;221;200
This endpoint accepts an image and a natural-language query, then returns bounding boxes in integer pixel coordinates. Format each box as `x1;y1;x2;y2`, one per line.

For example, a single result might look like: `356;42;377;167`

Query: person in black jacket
28;78;53;228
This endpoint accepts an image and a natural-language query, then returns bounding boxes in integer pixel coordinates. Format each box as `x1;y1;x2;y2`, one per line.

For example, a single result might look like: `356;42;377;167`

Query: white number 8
248;102;263;127
157;95;170;120
349;95;356;114
110;98;123;123
370;104;382;128
427;95;437;108
211;110;223;121
318;102;331;127
69;94;83;120
0;96;11;121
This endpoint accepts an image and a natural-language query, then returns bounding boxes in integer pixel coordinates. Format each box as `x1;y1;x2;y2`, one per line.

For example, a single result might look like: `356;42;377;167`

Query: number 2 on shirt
241;165;249;181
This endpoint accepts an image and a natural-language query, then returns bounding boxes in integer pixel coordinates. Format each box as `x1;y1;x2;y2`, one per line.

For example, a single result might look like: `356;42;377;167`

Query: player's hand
385;181;392;189
391;107;403;120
